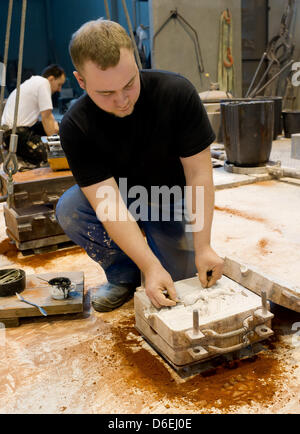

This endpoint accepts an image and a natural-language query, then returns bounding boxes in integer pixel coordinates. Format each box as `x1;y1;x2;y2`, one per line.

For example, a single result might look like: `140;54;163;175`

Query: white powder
144;276;261;331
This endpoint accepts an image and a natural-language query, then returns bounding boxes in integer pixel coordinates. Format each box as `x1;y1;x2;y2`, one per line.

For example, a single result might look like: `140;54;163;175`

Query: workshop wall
1;0;298;102
0;0;49;93
49;0;106;94
149;0;243;96
0;0;149;96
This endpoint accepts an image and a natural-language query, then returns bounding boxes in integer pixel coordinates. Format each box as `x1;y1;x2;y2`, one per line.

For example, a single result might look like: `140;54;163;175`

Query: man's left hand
195;246;224;288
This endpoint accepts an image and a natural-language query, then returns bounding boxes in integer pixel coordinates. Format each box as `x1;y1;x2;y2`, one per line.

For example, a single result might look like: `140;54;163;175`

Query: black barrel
221;100;274;166
256;96;282;140
282;111;300;138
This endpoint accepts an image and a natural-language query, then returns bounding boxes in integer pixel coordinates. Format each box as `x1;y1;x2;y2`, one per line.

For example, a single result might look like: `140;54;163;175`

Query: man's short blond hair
69;19;133;73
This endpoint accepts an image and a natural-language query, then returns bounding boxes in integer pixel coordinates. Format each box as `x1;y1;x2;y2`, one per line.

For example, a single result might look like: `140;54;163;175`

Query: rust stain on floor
214;206;266;224
214;206;282;235
257;238;271;255
0;238;84;269
106;315;290;412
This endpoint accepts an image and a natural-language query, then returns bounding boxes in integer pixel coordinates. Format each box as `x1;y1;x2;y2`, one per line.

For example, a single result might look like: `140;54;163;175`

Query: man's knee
56;185;82;231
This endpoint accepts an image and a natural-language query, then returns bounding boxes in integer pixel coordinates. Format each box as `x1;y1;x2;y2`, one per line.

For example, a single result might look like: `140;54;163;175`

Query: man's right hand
143;264;179;309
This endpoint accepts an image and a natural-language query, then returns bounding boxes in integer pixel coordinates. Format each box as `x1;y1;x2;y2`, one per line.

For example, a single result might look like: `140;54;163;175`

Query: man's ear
73;71;85;90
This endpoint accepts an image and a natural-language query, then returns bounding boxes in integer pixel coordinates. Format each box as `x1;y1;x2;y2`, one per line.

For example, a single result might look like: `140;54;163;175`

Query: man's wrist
139;256;162;275
195;243;212;256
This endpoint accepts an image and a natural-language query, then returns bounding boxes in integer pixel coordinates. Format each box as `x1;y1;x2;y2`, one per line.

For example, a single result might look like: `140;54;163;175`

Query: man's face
74;48;141;118
49;74;66;94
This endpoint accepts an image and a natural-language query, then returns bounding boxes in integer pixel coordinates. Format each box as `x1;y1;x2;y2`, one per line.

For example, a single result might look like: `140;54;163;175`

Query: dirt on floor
1;294;299;414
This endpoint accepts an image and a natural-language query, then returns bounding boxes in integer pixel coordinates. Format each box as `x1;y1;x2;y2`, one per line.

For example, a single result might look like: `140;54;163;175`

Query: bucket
256;96;282;139
282;111;300;138
221;100;274;166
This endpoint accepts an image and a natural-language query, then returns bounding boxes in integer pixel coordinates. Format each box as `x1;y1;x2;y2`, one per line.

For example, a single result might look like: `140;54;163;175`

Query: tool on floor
15;292;48;316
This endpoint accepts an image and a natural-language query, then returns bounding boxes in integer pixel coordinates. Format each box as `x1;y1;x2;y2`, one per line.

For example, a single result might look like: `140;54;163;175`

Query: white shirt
1;75;53;128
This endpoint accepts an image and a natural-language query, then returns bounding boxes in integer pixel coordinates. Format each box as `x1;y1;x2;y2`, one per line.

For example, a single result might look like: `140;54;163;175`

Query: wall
0;0;150;96
149;0;243;95
0;0;50;92
49;0;106;94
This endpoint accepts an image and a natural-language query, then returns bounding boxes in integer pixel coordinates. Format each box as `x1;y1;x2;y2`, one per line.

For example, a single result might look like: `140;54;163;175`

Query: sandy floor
0;175;300;414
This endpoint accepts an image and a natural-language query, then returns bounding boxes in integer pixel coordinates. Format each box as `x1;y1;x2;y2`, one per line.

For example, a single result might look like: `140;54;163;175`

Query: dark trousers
3;121;48;165
56;185;197;287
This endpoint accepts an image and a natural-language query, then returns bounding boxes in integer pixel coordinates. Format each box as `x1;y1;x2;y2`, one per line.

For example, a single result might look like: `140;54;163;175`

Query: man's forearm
42;116;59;136
101;218;161;273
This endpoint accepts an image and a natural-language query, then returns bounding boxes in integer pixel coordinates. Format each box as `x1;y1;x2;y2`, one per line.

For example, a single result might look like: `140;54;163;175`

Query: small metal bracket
187;345;208;360
254;325;273;338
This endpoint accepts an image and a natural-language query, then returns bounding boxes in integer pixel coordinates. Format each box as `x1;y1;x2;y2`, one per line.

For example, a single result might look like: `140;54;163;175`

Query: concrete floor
0;139;300;414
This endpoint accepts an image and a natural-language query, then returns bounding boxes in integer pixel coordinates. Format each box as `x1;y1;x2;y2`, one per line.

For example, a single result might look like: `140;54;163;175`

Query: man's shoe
91;282;135;312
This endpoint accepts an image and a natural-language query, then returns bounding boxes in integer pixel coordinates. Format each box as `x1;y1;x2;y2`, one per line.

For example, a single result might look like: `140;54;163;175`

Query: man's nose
114;91;128;107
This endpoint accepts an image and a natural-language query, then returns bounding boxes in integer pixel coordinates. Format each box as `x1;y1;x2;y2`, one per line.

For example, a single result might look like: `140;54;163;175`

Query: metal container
282;111;300;138
221;99;274;166
0;268;26;297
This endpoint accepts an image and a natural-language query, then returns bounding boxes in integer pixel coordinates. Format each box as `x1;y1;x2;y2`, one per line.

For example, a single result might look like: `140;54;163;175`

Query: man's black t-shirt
60;70;216;192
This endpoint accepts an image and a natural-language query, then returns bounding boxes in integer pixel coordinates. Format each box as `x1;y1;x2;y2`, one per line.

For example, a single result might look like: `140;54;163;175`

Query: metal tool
15;292;48;316
152;8;205;85
2;0;28;207
246;0;297;98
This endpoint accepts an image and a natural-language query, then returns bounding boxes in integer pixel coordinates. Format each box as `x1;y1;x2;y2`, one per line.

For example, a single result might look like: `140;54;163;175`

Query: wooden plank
0;168;72;184
0;271;84;319
223;256;300;313
6;229;70;250
0;317;20;327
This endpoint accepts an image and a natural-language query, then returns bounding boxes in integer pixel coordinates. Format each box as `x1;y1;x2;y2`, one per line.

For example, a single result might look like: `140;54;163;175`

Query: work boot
91;282;136;312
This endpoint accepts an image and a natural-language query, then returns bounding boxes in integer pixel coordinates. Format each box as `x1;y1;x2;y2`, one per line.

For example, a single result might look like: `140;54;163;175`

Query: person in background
1;64;65;166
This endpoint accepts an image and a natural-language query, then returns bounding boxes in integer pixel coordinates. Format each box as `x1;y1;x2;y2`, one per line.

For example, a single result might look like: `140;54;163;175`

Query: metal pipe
193;309;199;334
132;0;136;31
12;0;27;136
245;51;267;97
121;0;142;69
252;59;294;97
0;0;14;122
249;59;275;98
261;289;268;315
104;0;110;20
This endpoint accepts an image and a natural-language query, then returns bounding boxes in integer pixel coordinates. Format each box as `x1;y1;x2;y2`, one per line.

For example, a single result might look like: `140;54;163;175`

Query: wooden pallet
0;271;84;327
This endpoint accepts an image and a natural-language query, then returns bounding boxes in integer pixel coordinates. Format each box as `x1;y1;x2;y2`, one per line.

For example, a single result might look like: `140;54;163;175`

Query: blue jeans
56;185;197;287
